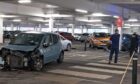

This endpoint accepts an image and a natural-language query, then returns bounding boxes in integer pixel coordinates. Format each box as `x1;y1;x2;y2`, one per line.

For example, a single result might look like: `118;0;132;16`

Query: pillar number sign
116;17;123;28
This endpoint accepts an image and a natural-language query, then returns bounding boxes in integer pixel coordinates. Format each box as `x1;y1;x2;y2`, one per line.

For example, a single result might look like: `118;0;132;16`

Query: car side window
43;34;53;46
52;35;59;44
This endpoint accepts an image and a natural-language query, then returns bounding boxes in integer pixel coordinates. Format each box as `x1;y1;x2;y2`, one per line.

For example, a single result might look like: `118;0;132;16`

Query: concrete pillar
34;26;36;31
86;27;88;33
0;18;3;43
39;24;42;31
81;26;84;34
57;27;59;32
72;24;74;35
67;28;69;32
11;23;14;31
118;27;122;51
49;17;54;32
111;24;114;34
72;16;76;35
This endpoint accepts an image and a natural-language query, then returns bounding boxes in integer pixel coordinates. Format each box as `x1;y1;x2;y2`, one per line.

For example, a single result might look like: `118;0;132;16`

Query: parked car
0;31;64;71
60;35;72;51
3;31;21;39
57;32;74;41
73;34;81;41
89;33;110;48
79;33;89;42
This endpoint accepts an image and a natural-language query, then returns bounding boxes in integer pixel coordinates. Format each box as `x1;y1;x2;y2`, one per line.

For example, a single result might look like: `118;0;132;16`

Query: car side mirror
43;43;49;48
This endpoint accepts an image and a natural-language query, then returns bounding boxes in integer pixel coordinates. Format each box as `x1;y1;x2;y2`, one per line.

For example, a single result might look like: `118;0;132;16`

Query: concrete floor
0;42;139;84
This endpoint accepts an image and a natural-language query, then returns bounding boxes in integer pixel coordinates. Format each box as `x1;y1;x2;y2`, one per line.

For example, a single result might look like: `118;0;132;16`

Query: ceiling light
46;4;58;8
36;19;49;22
100;26;109;28
124;23;140;27
77;19;102;22
128;18;138;22
75;9;88;13
113;15;119;18
93;24;103;26
13;19;21;22
91;13;110;17
37;14;72;18
124;24;130;26
123;26;130;29
18;0;32;4
0;14;17;18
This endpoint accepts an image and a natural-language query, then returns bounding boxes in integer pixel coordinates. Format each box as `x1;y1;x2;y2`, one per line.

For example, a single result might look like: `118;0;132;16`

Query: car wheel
33;57;44;71
57;52;64;64
66;44;71;51
89;44;92;48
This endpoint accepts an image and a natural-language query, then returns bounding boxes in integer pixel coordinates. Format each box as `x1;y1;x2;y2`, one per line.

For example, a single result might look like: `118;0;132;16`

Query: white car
60;35;72;51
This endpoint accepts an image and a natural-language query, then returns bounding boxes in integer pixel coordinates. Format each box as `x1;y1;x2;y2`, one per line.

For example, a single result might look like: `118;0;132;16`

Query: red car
57;32;74;41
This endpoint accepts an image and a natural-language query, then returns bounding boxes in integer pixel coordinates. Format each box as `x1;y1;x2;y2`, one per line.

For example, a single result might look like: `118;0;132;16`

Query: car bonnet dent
3;45;37;52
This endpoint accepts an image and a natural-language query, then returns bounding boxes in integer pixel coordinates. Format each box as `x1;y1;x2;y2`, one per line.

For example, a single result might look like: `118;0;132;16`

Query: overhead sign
116;17;123;28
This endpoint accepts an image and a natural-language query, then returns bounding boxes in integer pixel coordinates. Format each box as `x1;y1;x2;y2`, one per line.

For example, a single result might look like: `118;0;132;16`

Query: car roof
22;31;59;35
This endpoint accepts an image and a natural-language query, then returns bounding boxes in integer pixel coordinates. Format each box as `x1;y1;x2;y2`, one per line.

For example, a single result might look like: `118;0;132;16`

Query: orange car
89;33;110;48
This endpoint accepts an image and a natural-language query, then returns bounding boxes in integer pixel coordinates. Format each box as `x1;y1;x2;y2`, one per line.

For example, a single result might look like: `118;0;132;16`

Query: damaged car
0;31;64;71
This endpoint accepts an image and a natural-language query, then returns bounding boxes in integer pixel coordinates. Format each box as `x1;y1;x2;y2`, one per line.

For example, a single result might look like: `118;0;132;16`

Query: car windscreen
94;33;109;37
9;33;44;46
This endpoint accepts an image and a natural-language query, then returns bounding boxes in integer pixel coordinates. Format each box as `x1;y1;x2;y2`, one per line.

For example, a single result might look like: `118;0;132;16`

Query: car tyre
33;57;44;71
57;52;64;64
66;44;71;51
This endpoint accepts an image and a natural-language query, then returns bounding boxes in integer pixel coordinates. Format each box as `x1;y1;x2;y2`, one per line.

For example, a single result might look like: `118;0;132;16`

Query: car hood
3;44;37;52
96;37;110;41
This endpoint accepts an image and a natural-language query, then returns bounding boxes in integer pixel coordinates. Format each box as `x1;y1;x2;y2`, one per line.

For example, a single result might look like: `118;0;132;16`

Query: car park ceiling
0;0;140;27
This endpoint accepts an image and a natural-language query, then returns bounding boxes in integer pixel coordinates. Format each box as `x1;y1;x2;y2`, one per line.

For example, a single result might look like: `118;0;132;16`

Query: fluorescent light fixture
124;23;140;27
101;26;109;28
46;4;58;8
113;15;119;18
36;19;49;22
124;24;130;26
128;18;138;22
37;14;72;18
13;19;21;22
88;24;103;26
18;0;32;4
91;13;110;17
75;9;88;13
55;23;63;25
0;14;17;18
123;26;130;29
129;24;140;27
77;19;102;22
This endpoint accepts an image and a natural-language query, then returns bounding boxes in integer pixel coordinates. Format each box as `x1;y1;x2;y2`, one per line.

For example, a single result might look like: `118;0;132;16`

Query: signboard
116;17;123;28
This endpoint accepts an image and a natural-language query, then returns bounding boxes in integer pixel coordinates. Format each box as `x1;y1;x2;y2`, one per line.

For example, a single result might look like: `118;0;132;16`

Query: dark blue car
121;34;131;51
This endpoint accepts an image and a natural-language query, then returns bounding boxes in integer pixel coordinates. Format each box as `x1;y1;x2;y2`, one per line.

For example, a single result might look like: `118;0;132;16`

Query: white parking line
48;69;112;79
86;63;132;70
98;60;140;66
70;66;124;74
98;60;131;65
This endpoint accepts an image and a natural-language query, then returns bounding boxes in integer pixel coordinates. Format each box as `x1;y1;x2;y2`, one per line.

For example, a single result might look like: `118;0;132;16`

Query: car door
51;34;61;59
41;34;54;63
